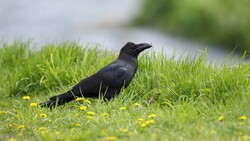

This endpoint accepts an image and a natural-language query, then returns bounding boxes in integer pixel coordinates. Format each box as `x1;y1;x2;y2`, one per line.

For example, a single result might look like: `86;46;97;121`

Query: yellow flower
242;135;250;141
85;99;91;104
79;105;87;111
75;123;81;127
17;125;25;129
120;106;126;111
211;130;217;134
141;123;147;127
39;113;47;118
40;130;48;134
87;111;95;116
239;116;247;121
239;122;244;125
71;128;76;133
218;116;224;122
87;116;94;119
22;96;30;100
101;112;109;117
0;111;7;114
137;118;144;124
7;138;16;141
145;119;155;125
148;114;156;118
119;128;128;133
30;102;38;107
76;97;84;101
128;132;134;136
134;103;141;107
105;136;117;141
39;127;48;131
74;113;79;117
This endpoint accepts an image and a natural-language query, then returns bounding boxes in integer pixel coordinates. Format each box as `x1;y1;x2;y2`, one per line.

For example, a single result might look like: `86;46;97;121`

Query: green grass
1;41;250;141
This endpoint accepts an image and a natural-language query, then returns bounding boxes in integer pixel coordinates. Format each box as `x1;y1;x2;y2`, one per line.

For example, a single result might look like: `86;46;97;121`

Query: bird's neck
118;53;138;67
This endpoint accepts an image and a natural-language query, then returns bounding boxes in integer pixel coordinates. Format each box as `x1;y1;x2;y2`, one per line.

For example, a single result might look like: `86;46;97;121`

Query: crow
39;42;152;107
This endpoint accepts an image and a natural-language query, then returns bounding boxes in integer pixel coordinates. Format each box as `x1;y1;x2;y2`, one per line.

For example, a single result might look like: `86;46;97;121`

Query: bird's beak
136;43;152;52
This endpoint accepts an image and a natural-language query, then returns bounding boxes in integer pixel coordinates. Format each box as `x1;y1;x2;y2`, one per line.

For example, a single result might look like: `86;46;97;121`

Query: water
0;0;241;63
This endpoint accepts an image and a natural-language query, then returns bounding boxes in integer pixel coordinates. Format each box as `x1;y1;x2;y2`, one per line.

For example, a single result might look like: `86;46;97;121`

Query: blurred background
1;0;249;61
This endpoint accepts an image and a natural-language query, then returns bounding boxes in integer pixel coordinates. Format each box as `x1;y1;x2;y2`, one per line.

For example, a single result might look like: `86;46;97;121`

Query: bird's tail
39;91;76;108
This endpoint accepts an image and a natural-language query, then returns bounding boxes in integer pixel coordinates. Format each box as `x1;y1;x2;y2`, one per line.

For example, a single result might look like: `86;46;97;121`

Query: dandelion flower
128;132;134;136
22;96;30;100
74;113;79;117
40;130;48;134
120;106;126;111
119;128;128;133
76;97;84;101
7;138;16;141
134;103;141;107
71;128;76;133
239;122;244;125
137;118;144;124
17;125;25;129
239;116;247;121
211;130;217;134
145;119;155;125
87;111;95;116
39;113;47;118
101;112;109;117
75;123;81;127
39;127;48;131
138;118;144;121
30;102;38;107
87;116;94;119
85;99;91;104
79;105;87;111
148;114;156;118
141;123;147;127
0;111;7;114
242;135;250;141
105;136;117;141
218;116;224;122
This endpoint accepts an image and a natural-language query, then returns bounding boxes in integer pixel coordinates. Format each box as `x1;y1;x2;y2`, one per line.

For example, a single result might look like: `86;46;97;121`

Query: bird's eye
131;45;136;50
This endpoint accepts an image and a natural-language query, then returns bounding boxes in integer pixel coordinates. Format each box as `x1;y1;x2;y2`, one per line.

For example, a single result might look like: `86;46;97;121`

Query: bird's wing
70;60;129;97
97;61;129;88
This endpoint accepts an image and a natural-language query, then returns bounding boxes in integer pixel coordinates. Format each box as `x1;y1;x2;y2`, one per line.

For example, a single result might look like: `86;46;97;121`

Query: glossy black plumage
39;42;152;107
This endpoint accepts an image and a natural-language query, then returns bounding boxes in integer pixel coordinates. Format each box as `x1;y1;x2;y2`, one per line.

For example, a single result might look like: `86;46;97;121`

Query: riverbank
135;0;250;51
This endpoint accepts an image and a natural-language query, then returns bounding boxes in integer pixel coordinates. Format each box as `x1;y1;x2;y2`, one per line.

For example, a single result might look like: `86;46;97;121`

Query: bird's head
119;42;152;58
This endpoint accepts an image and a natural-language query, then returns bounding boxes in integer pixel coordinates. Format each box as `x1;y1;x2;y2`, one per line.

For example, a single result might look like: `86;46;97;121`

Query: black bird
39;42;152;107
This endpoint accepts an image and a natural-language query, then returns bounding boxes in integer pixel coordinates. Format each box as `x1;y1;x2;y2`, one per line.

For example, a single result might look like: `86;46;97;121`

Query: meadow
0;41;250;141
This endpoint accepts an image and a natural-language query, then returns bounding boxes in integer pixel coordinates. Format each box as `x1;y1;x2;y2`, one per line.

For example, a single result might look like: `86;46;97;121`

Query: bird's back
70;59;137;99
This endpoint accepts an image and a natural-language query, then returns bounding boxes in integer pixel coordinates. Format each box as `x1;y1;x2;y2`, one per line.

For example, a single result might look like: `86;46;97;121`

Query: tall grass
0;41;249;141
0;41;116;97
